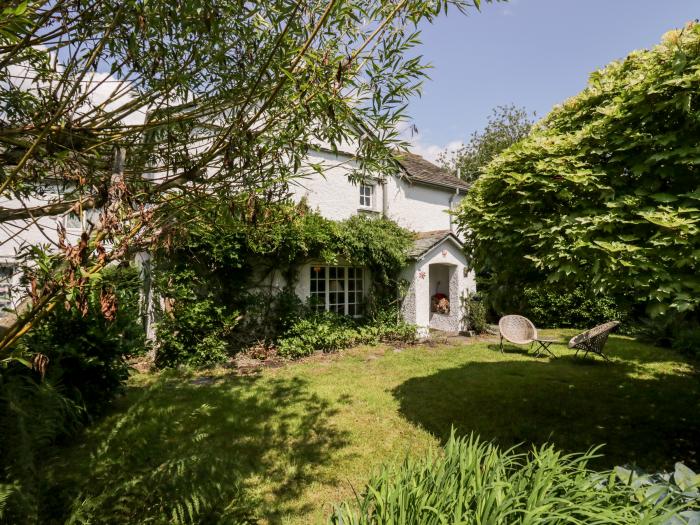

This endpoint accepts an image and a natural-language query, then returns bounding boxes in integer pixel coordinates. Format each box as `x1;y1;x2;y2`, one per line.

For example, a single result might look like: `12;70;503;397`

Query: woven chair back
568;321;620;350
499;315;538;344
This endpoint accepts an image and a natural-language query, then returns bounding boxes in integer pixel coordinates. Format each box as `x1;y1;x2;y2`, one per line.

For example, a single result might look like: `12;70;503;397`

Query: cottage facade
289;149;476;336
0;148;476;336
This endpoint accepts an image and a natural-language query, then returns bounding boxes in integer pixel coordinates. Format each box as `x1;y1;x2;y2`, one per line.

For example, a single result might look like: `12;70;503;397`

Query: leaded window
309;265;364;317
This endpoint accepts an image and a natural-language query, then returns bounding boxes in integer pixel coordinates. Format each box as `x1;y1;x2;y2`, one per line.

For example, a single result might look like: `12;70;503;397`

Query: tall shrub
458;23;700;318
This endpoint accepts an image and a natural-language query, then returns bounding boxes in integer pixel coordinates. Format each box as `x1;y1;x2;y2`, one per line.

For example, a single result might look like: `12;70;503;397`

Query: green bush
0;374;81;524
2;265;145;522
461;291;488;333
636;315;700;359
331;432;697;524
21;264;147;414
277;310;416;359
672;326;700;359
522;283;627;329
458;24;700;318
155;297;240;369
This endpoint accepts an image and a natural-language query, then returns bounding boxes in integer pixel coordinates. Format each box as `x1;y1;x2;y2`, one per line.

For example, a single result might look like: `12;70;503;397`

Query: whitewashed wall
289;149;464;233
289;150;376;220
400;239;476;336
384;176;462;233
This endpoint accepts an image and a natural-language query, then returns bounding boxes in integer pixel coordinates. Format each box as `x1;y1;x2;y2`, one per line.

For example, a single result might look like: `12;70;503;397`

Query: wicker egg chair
498;315;538;354
568;321;620;361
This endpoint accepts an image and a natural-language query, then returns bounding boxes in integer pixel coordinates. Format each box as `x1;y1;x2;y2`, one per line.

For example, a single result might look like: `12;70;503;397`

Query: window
359;184;373;208
0;264;14;311
309;265;364;316
64;208;103;231
65;211;83;230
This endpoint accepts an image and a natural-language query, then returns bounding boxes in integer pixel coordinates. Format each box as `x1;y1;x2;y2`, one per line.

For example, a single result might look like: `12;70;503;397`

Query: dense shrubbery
154;199;414;367
332;432;699;524
458;23;700;342
1;264;146;522
521;283;628;329
277;309;416;358
21;265;147;414
636;315;700;359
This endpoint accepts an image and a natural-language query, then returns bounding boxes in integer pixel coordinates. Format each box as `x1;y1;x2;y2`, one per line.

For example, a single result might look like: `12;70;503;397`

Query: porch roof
407;230;463;260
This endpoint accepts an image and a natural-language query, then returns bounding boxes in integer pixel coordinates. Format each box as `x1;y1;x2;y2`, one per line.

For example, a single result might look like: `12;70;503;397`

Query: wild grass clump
332;431;698;524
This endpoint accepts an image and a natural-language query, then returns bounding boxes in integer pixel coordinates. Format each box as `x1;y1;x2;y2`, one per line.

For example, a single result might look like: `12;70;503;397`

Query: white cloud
408;136;463;164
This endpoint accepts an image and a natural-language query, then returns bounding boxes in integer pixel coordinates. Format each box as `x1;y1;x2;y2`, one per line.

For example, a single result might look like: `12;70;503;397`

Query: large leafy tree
458;23;700;317
439;104;533;183
0;0;497;359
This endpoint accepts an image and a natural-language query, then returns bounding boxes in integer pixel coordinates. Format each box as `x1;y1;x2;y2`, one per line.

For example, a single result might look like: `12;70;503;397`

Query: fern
0;371;81;524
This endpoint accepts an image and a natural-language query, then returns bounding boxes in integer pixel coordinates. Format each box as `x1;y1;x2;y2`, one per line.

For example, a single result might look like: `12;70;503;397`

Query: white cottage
289;149;475;336
0;146;475;337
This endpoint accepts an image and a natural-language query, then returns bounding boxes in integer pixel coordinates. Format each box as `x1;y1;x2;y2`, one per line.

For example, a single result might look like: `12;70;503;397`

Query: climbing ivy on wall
458;23;700;317
152;196;413;366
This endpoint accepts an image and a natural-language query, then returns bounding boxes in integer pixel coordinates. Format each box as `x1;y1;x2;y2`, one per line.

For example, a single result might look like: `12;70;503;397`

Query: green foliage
21;264;147;414
277;310;416;359
614;463;700;515
331;431;695;524
1;265;145;522
460;290;488;333
154;201;413;366
0;374;81;524
522;283;627;329
155;297;240;369
672;326;700;359
439;104;533;183
636;315;700;359
332;215;413;285
458;23;700;317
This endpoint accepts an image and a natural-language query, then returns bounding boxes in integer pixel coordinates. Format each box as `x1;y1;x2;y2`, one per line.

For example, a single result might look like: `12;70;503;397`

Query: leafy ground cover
42;331;700;523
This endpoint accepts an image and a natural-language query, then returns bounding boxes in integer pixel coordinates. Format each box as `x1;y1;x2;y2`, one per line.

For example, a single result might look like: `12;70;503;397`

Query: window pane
65;212;82;229
0;265;12;310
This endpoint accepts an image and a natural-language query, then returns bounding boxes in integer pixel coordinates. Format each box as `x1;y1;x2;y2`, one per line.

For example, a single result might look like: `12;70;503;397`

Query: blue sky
408;0;699;161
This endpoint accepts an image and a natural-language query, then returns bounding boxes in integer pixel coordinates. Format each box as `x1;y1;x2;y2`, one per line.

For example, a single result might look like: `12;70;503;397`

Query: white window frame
359;184;374;209
309;265;365;317
63;207;102;232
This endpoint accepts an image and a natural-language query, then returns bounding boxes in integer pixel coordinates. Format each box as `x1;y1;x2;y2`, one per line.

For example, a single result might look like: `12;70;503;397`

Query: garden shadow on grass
41;371;350;524
393;357;700;471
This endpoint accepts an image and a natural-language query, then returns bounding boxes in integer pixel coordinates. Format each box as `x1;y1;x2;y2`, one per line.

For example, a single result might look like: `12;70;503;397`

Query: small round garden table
533;338;560;358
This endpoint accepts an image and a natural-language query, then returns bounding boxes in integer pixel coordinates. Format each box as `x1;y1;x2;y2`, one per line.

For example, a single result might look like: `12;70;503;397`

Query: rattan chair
568;321;620;361
498;315;537;354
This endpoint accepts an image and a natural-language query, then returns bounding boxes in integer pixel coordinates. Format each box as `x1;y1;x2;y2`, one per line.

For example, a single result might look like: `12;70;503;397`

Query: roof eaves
408;231;464;261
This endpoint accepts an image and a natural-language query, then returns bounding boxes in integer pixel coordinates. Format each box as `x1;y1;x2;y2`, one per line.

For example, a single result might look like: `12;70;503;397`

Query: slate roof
395;151;470;191
407;230;463;260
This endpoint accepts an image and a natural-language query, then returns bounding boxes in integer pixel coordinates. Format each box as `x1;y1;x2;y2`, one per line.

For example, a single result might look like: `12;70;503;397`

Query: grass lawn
43;331;700;524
